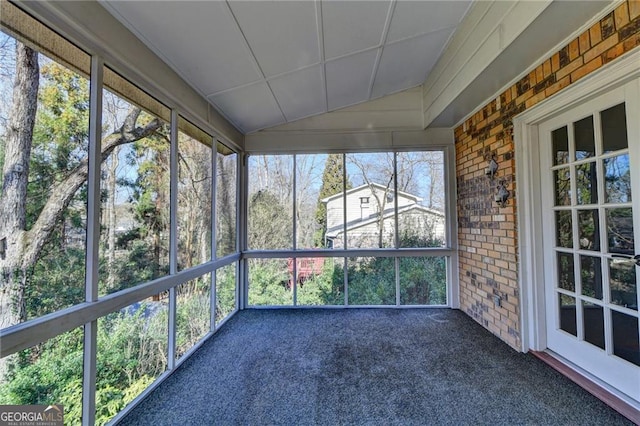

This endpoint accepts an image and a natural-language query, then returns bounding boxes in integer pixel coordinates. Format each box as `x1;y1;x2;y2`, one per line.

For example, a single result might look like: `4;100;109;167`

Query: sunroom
0;0;639;424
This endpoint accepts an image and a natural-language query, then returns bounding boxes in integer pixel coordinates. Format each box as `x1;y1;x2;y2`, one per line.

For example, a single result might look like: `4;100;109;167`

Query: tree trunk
106;147;119;289
0;42;39;328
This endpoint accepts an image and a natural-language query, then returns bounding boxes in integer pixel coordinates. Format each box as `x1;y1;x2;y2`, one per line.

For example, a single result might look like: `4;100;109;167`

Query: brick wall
455;0;640;350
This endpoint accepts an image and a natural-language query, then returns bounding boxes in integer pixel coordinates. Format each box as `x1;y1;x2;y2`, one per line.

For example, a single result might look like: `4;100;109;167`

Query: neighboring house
322;183;445;248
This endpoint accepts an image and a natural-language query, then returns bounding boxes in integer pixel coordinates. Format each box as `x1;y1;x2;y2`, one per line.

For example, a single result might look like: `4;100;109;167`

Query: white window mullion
168;110;179;369
293;155;298;306
82;55;103;426
210;141;218;331
342;153;348;305
393;152;400;306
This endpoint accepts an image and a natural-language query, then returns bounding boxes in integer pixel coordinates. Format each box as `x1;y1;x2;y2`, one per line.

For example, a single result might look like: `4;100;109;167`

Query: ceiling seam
368;0;396;100
316;0;328;112
223;0;287;125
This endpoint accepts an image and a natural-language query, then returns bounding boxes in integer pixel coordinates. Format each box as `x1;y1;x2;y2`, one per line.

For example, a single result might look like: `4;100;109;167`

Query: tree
0;43;163;327
314;154;350;246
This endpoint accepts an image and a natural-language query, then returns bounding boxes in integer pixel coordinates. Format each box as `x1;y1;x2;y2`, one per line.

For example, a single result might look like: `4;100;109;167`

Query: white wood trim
245;129;453;154
515;48;640;353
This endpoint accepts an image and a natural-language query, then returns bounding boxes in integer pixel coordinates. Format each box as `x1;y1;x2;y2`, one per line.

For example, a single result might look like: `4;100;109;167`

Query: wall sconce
0;237;6;260
485;155;498;179
495;180;510;207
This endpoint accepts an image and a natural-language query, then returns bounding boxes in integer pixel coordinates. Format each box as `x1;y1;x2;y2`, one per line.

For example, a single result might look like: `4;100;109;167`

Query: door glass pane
580;255;603;299
606;207;634;254
557;252;575;292
612;310;640;366
601;103;628;153
582;301;605;349
554;168;571;206
552;126;569;165
576;162;598;205
578;210;600;251
559;294;577;336
604;154;631;203
555;211;573;248
609;259;638;311
574;116;595;160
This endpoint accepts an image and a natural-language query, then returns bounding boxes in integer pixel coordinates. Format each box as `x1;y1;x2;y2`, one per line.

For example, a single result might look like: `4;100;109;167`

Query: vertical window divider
342;153;348;306
82;54;103;426
211;141;218;331
394;152;400;306
168;110;179;369
293;155;298;306
239;153;249;309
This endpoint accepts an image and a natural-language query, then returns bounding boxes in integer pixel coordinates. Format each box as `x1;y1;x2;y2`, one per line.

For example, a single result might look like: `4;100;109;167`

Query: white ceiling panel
372;28;454;99
209;83;285;134
387;0;471;43
102;0;475;133
269;66;326;122
326;49;379;111
228;1;320;78
101;1;262;96
322;1;391;60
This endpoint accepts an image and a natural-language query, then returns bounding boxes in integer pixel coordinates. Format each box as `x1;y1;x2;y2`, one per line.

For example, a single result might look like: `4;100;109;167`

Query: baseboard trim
530;351;640;425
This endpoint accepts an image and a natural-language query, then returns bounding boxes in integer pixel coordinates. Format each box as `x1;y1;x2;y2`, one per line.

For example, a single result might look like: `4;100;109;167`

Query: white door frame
514;49;640;354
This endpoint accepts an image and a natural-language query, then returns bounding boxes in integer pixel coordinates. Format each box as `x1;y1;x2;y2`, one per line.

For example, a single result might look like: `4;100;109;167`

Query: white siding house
322;183;445;248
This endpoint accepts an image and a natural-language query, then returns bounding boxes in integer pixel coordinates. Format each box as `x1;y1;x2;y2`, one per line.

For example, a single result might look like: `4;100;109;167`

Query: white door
540;80;640;403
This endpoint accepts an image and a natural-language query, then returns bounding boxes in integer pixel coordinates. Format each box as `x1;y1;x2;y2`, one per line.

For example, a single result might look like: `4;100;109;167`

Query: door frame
514;49;640;358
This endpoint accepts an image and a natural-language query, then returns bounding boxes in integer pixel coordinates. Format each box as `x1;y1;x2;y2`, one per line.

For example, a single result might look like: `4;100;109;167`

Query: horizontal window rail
0;254;240;358
242;248;455;259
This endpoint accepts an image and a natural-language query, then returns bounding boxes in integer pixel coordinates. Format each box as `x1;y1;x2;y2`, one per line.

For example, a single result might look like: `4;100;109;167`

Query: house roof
321;182;420;204
326;203;444;238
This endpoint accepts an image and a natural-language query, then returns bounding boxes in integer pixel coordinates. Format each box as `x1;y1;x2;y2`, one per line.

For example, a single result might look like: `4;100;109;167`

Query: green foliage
248;190;292;249
216;266;237;322
248;259;291;305
26;245;85;318
314;154;352;246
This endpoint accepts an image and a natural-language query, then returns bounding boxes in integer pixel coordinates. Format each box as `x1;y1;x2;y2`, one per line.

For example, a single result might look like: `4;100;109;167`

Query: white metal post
211;141;218;331
82;55;103;426
168;110;179;368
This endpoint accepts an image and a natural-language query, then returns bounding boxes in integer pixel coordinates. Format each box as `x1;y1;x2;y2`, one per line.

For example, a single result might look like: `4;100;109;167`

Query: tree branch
21;107;162;269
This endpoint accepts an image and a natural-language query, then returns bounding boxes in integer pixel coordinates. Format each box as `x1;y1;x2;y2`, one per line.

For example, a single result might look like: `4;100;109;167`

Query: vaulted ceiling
100;0;471;134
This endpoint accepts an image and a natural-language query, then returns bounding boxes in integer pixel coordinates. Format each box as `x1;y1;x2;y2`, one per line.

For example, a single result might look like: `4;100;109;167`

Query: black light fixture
0;237;6;260
485;155;498;179
495;180;510;207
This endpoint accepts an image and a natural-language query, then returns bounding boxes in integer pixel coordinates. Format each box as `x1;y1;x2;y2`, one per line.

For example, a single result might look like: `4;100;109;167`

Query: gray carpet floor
118;309;634;425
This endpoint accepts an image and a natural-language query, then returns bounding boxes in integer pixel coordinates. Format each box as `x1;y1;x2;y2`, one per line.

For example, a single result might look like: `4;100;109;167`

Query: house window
360;196;370;204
